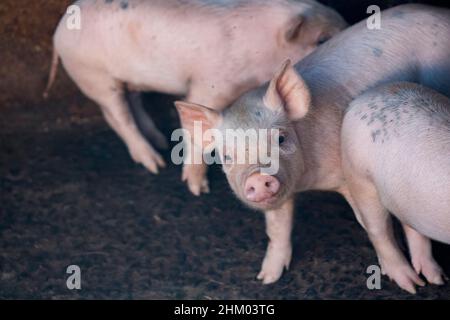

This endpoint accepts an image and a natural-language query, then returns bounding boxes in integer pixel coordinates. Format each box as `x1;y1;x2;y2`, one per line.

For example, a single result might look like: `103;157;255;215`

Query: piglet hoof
182;164;209;196
382;260;425;294
257;244;292;285
412;256;446;286
130;143;166;174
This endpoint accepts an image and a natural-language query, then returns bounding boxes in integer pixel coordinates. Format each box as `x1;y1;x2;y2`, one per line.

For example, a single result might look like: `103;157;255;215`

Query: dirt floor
1;0;450;299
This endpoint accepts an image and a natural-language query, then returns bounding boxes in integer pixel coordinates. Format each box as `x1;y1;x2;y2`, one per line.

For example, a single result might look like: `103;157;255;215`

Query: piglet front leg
257;198;294;284
182;143;210;196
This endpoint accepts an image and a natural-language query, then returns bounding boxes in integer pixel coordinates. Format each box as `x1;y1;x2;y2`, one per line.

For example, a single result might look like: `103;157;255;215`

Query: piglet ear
263;60;311;121
174;101;222;148
175;101;222;130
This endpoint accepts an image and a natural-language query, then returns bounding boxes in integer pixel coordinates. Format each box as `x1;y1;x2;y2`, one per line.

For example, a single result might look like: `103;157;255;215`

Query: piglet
341;82;450;290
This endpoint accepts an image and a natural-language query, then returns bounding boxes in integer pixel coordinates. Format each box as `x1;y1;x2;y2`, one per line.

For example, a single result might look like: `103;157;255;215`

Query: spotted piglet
341;82;450;292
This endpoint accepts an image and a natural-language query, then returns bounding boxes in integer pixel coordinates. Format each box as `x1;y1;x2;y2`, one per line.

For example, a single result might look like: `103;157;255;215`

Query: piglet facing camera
176;60;310;213
175;60;311;284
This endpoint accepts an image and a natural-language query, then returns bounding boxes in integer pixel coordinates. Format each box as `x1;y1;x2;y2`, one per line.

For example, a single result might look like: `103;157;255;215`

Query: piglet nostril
248;186;255;195
266;176;280;195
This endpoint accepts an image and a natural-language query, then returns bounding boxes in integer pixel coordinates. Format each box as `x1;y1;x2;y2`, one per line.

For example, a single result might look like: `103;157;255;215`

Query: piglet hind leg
99;94;166;174
346;177;425;294
64;63;165;173
402;224;446;285
257;199;294;284
127;91;169;150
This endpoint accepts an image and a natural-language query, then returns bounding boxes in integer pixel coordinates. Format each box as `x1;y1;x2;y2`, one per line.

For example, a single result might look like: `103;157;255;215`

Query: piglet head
279;1;347;62
176;60;311;211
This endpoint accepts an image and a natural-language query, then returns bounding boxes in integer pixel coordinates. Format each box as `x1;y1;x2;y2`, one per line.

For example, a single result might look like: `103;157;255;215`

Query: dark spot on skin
120;1;129;9
105;0;114;3
433;41;438;47
371;130;381;142
368;102;378;110
360;114;368;120
255;111;261;117
364;98;406;142
353;109;362;117
392;10;404;18
372;47;383;57
362;86;450;146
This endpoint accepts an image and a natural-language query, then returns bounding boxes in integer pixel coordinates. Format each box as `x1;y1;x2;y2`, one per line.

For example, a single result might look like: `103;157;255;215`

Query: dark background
1;0;450;299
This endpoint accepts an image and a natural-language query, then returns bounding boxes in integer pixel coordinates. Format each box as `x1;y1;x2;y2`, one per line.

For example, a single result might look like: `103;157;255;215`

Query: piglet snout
244;173;280;203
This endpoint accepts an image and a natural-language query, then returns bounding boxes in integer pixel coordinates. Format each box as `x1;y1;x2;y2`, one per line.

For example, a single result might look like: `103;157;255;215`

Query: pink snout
244;173;280;203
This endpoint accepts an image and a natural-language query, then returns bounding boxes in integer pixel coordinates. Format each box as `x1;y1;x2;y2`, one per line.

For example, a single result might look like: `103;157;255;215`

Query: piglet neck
293;102;346;193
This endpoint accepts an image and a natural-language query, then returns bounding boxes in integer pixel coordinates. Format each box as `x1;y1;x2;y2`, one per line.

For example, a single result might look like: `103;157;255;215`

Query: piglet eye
278;135;286;145
317;35;330;45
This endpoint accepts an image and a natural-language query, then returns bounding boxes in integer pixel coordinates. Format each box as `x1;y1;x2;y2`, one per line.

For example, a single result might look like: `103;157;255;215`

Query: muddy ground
1;1;450;299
